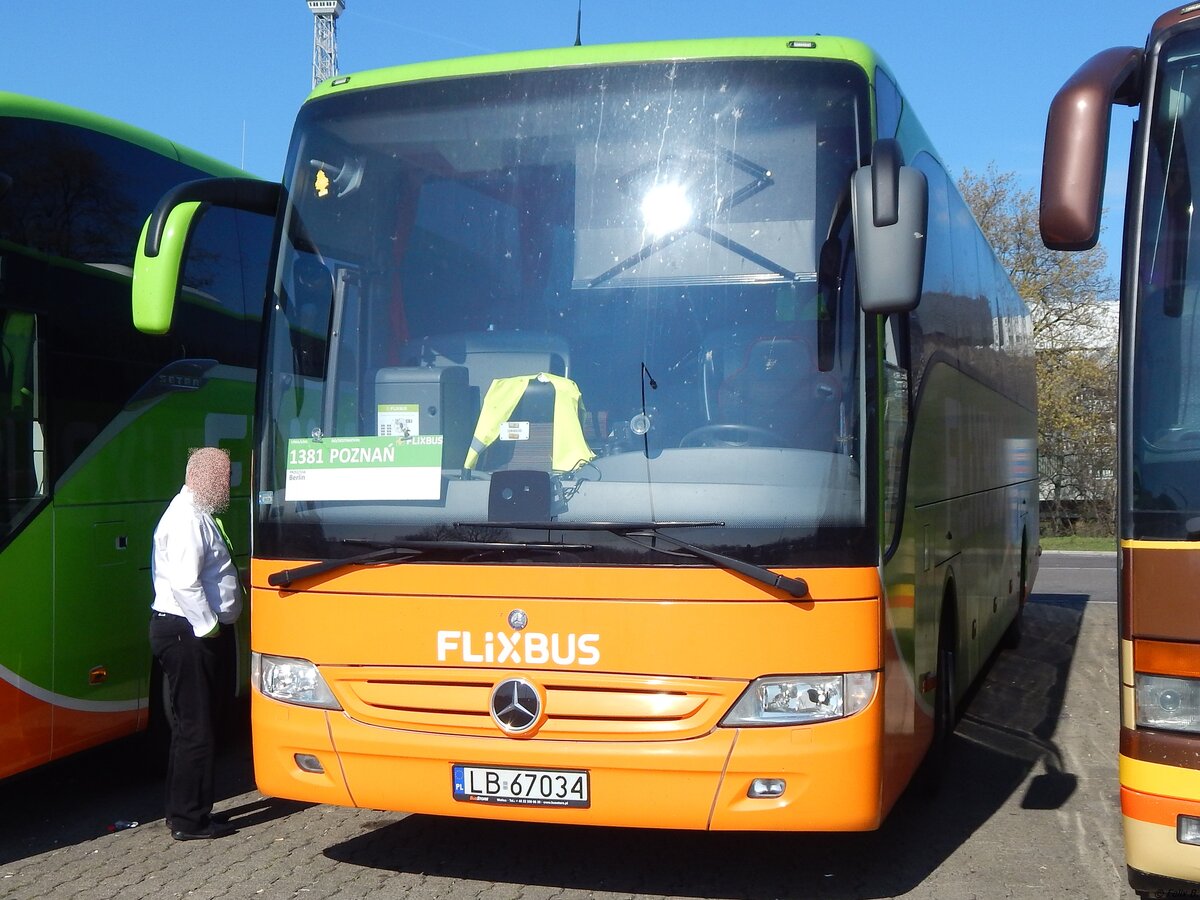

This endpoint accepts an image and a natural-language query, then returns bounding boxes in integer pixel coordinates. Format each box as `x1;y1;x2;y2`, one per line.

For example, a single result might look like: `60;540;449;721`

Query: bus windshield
1132;28;1200;539
256;58;870;565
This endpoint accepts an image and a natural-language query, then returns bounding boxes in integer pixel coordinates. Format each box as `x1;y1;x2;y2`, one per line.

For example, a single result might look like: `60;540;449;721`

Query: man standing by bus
149;447;242;841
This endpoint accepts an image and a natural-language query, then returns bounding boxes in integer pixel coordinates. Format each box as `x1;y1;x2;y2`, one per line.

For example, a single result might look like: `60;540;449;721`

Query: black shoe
166;812;231;831
171;822;234;841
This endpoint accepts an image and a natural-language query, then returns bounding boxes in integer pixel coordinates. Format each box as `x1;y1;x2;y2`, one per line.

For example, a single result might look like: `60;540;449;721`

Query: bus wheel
1001;606;1023;650
1002;535;1029;650
933;631;957;754
921;597;958;794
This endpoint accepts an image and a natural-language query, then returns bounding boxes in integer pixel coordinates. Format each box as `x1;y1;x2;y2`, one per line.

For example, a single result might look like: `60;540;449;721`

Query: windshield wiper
267;538;592;589
454;521;809;598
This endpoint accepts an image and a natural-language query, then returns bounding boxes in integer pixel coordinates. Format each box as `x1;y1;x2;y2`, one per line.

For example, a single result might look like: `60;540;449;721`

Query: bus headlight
252;652;342;710
721;672;877;726
1135;673;1200;733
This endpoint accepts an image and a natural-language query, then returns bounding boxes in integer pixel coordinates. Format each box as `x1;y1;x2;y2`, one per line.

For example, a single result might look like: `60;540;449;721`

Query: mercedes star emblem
489;677;541;735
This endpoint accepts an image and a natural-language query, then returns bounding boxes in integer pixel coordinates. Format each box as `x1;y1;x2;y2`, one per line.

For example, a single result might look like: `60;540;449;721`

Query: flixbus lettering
436;630;600;666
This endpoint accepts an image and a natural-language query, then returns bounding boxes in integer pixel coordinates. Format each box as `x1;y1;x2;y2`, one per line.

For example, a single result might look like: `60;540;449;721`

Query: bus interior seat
467;372;593;476
373;365;473;468
379;332;573;470
418;331;570;404
704;332;837;449
474;375;557;472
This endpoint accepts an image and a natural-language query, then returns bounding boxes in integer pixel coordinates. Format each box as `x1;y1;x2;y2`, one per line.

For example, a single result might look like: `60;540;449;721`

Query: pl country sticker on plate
284;434;443;501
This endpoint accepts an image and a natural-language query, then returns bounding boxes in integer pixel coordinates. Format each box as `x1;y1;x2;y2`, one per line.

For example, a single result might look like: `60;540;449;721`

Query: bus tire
1001;533;1029;650
1001;607;1023;650
921;589;959;794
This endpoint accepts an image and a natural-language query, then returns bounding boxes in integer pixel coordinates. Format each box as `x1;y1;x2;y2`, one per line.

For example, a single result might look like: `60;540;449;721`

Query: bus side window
0;310;44;531
177;206;255;367
874;68;903;140
882;313;910;554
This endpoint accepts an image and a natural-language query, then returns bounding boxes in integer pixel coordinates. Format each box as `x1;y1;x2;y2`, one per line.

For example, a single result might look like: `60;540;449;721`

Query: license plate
452;764;590;808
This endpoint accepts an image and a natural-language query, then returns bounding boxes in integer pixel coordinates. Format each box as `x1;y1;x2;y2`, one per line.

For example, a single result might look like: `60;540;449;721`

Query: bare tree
959;165;1115;349
1036;346;1118;535
958;166;1118;535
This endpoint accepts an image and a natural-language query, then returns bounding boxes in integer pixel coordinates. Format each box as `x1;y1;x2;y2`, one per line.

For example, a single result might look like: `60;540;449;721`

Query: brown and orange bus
134;35;1037;831
1043;4;1200;893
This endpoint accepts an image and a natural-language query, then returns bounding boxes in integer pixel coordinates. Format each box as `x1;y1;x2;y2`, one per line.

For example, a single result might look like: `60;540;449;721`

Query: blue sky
4;1;1170;284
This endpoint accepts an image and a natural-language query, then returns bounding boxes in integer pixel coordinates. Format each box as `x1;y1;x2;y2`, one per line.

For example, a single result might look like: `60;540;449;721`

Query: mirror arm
871;138;902;227
143;178;281;257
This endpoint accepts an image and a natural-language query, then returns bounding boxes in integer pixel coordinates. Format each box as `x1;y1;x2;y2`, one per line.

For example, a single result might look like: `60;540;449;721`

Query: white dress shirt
151;485;243;637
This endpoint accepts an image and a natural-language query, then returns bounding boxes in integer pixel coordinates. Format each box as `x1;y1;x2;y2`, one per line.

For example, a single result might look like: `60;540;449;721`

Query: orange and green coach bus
0;92;269;779
134;35;1038;830
1042;3;1200;892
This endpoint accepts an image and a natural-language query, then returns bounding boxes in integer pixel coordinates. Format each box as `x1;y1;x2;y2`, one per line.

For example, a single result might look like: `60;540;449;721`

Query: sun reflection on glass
640;182;693;237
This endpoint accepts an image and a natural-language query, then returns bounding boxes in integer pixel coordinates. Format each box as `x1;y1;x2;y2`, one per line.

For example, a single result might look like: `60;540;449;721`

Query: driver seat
711;335;831;448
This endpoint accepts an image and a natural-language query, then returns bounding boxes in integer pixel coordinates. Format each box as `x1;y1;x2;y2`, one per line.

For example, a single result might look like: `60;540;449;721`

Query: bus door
0;309;43;514
0;306;51;777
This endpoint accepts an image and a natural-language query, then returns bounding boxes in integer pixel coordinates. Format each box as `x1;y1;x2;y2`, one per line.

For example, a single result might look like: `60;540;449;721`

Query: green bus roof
0;90;246;179
307;35;883;101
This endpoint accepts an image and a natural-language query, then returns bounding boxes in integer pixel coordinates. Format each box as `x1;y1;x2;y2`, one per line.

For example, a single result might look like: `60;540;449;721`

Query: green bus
0;92;269;779
135;37;1038;830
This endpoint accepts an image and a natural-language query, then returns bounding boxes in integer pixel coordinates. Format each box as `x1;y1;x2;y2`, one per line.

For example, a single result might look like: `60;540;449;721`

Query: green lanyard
212;515;233;555
212;515;246;599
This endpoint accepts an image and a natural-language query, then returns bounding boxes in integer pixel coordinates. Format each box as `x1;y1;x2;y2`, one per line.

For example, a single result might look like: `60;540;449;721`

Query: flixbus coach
134;36;1038;830
0;92;270;779
1042;4;1200;893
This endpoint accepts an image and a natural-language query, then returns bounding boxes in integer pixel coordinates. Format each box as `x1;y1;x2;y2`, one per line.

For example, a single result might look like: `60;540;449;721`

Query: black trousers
149;612;233;832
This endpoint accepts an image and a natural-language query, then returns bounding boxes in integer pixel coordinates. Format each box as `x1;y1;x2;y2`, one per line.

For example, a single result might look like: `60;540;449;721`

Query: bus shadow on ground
323;596;1086;899
0;709;267;865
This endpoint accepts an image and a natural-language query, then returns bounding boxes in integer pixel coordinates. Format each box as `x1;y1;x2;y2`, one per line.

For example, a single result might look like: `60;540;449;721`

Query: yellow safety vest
464;373;595;473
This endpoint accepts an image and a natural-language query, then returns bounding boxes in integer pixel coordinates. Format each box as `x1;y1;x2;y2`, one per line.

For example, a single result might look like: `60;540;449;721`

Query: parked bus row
39;10;1200;895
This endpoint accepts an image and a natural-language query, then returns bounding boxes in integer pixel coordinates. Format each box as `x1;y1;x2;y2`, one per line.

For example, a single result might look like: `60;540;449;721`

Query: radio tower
307;0;345;88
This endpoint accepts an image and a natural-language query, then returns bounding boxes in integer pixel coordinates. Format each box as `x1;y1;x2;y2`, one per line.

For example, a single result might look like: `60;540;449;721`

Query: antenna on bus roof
574;1;582;46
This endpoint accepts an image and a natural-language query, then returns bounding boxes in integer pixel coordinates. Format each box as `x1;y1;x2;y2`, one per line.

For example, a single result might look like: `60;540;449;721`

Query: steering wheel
678;424;785;448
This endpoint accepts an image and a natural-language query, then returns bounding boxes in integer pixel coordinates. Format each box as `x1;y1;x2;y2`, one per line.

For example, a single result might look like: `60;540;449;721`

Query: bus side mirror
133;201;202;334
1040;46;1141;251
852;139;927;314
132;177;281;334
